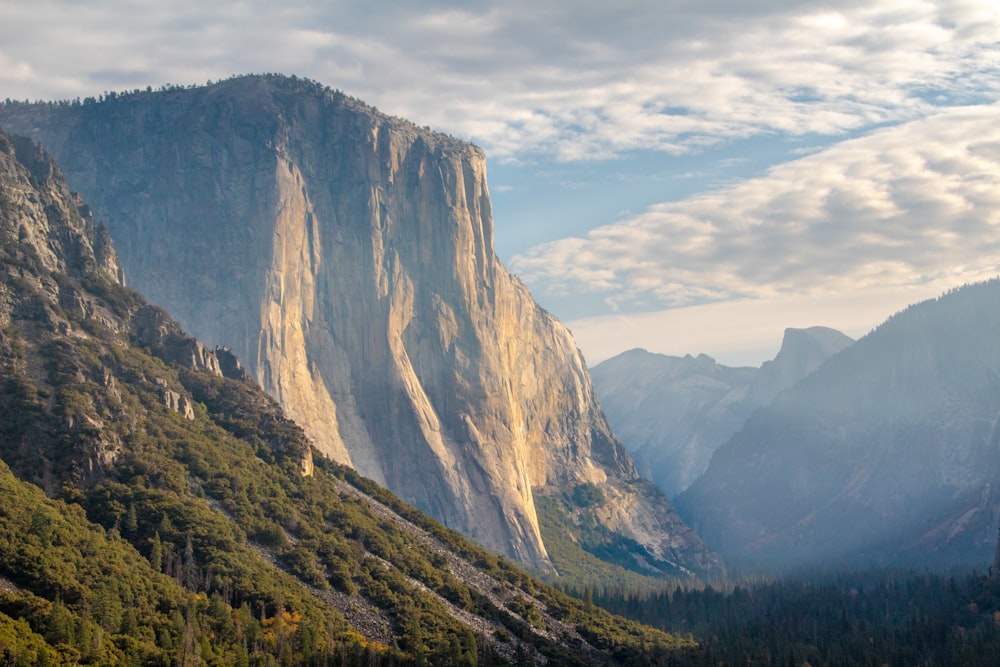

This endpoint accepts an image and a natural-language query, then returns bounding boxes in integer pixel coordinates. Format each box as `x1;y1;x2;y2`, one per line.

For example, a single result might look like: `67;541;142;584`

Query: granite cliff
0;132;123;289
591;327;852;497
0;75;718;575
0;129;697;665
748;326;855;407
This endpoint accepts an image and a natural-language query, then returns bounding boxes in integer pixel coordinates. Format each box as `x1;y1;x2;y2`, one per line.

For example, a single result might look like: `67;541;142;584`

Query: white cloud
1;1;997;160
3;0;999;365
569;276;996;367
512;104;1000;315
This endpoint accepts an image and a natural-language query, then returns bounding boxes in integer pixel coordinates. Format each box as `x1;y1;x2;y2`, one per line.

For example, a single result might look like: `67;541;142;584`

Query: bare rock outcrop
0;132;123;287
0;76;718;573
158;382;195;420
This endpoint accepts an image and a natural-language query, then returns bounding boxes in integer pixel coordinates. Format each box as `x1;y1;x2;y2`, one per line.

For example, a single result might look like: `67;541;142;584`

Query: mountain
0;128;701;665
747;326;855;407
675;281;1000;571
591;327;852;497
0;75;719;577
590;351;755;498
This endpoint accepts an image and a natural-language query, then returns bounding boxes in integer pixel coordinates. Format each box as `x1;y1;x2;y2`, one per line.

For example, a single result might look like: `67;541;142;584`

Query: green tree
149;532;163;572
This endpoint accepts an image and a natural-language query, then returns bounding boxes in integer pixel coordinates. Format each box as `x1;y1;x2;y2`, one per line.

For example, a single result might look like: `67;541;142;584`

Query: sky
2;1;999;366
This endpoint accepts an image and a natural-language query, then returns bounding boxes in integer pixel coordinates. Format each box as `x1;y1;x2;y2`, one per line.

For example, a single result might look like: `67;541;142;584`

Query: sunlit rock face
0;129;128;483
592;327;852;497
0;76;719;573
0;132;122;287
676;282;1000;571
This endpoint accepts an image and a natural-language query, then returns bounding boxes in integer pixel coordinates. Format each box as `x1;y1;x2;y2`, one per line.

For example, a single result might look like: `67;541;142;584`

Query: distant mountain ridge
592;326;853;497
676;280;1000;570
0;74;720;577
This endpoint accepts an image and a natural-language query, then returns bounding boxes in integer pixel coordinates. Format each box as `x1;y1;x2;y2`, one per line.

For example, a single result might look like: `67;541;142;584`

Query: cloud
3;1;997;365
1;1;997;160
327;0;1000;160
511;104;1000;312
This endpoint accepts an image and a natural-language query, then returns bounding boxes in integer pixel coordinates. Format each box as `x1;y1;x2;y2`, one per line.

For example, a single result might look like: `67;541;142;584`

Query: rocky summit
0;75;719;576
591;327;853;497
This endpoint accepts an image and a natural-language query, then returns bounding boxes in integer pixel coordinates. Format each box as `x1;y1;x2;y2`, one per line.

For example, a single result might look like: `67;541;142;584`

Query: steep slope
0;129;699;665
0;75;718;576
747;326;855;407
676;281;1000;571
591;327;852;497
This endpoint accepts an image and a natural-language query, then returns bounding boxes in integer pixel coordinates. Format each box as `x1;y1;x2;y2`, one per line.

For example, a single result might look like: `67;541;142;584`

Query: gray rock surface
0;132;123;288
748;326;855;407
591;327;852;497
0;76;718;574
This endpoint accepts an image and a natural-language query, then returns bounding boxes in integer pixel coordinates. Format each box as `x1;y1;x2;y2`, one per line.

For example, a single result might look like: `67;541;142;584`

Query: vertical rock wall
0;76;716;572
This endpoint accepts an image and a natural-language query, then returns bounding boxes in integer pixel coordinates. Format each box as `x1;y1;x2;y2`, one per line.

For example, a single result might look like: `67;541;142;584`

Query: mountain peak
0;81;719;576
781;325;854;353
677;280;1000;570
592;327;851;498
748;325;853;406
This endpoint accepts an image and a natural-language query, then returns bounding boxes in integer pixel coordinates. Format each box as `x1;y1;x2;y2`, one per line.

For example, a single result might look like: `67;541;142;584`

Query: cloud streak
3;1;999;364
1;1;997;161
512;104;1000;315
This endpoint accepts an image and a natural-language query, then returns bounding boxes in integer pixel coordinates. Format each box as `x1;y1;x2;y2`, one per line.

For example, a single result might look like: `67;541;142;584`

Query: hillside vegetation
0;128;693;665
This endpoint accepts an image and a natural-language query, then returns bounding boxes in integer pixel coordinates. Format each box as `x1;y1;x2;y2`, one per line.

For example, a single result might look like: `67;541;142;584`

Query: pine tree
124;502;138;535
149;531;164;572
183;533;198;590
992;516;1000;579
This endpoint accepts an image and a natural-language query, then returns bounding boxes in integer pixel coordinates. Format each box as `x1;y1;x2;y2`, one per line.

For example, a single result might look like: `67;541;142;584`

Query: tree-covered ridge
0;72;468;156
676;275;1000;571
0;129;693;665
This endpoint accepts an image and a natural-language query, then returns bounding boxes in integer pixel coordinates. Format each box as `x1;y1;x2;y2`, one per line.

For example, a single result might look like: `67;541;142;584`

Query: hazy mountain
747;326;855;407
0;75;720;577
591;327;852;497
591;351;755;498
676;281;1000;571
0;128;699;665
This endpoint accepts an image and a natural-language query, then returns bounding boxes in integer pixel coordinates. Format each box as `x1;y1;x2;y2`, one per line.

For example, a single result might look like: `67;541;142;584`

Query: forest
572;568;1000;666
0;136;689;665
4;123;1000;666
